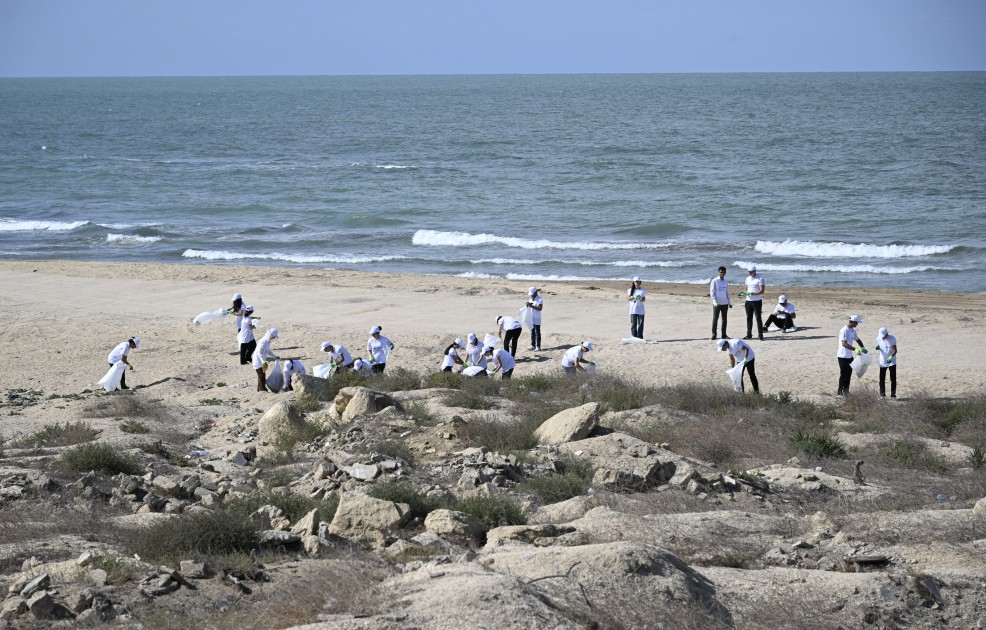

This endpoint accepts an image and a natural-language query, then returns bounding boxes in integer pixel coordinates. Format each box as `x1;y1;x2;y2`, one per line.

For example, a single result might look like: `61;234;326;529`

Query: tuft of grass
403;400;439;426
61;442;142;475
372;368;422;393
272;419;330;453
293;394;322;414
459;414;541;452
968;447;985;471
81;393;155;418
442;388;497;410
127;510;258;564
881;441;948;473
119;419;150;434
86;554;142;584
367;481;440;520
198;398;225;406
368;439;416;465
423;371;464;389
790;429;847;459
223;490;339;523
451;495;527;528
12;420;102;447
520;457;596;505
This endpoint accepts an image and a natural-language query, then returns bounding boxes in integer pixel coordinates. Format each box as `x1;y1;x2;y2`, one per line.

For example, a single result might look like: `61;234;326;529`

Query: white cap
131;337;141;349
778;295;787;303
321;341;333;351
268;328;279;339
849;314;862;323
582;341;593;351
529;286;538;295
633;276;641;282
232;293;242;300
467;332;477;342
454;338;463;347
245;305;254;312
484;346;494;355
716;339;728;350
370;325;382;335
878;327;889;337
747;265;757;272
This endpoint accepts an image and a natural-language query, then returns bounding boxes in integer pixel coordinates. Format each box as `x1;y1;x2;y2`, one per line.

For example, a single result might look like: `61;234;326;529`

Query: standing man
875;327;898;399
742;265;765;341
497;315;524;358
837;315;867;397
709;266;731;340
527;286;543;352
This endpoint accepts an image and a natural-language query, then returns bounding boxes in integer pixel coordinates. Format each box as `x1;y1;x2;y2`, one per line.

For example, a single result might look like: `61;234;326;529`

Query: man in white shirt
321;342;354;369
484;346;516;379
837;315;867;397
107;337;140;390
526;287;544;352
497;315;523;357
561;341;594;374
717;338;759;393
742;265;765;341
764;295;797;333
875;327;898;399
709;266;731;340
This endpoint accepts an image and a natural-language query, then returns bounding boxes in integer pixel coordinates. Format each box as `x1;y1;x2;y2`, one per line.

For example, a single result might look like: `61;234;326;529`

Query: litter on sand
620;337;658;344
193;308;227;325
98;361;127;391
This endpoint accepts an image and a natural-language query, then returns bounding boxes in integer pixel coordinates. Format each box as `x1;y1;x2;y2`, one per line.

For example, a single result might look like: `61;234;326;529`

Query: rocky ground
1;370;984;629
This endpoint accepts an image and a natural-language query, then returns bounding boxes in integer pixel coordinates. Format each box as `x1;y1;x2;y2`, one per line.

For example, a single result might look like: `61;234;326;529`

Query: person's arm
889;343;897;361
743;347;751;362
532;301;542;311
710;280;718;305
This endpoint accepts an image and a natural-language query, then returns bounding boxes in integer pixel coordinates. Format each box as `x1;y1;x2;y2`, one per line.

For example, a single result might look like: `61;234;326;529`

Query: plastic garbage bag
518;306;534;330
462;366;485;377
193;308;227;325
585;363;597;375
620;337;657;344
266;359;285;392
726;362;745;392
483;334;501;349
313;363;334;379
98;361;127;392
851;353;873;378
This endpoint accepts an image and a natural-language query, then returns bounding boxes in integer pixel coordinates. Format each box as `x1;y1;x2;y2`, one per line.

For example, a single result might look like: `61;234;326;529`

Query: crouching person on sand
441;338;465;372
252;328;280;392
281;359;306;392
352;357;373;377
561;341;594;374
717;338;759;393
484;346;515;379
107;337;140;390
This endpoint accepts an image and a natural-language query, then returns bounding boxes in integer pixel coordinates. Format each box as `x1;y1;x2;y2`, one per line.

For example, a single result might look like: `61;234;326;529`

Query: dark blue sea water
1;73;984;291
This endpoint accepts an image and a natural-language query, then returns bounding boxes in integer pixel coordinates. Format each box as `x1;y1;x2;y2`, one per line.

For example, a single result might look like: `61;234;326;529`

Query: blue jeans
630;314;645;339
530;324;541;349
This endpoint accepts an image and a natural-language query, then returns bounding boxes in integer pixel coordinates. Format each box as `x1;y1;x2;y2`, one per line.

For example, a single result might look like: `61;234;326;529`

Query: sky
1;1;984;77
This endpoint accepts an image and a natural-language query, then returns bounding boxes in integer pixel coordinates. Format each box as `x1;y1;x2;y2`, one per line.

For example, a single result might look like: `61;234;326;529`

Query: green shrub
968;447;985;471
367;481;440;520
423;371;464;389
119;419;150;434
520;456;596;505
293;394;322;413
127;510;258;563
13;421;101;447
790;430;847;459
372;368;422;393
81;393;153;418
451;495;526;528
368;439;416;465
224;490;339;523
272;419;329;452
459;414;541;452
86;554;141;584
61;443;141;475
442;388;497;410
881;441;947;473
403;400;439;426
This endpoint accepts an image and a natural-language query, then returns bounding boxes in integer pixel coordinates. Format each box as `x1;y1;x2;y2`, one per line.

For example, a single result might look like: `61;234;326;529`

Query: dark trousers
745;301;763;338
504;327;522;357
741;359;759;393
530;325;541;350
711;305;728;338
837;357;854;395
372;363;386;374
240;339;256;365
630;314;645;339
879;365;897;397
255;367;268;392
764;314;792;331
501;368;513;380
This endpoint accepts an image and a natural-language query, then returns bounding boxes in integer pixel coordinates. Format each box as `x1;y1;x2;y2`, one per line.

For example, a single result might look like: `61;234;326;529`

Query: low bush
459;414;541;452
881;441;948;473
293;394;322;414
224;490;339;523
366;481;439;520
127;510;258;563
272;419;329;453
423;371;463;389
12;421;101;447
368;439;416;465
403;400;439;426
790;429;847;459
372;368;422;393
451;495;527;528
119;419;150;434
61;443;141;475
82;393;156;418
442;388;497;410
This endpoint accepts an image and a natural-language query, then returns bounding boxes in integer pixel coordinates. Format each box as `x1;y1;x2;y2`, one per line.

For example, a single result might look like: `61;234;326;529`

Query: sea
1;73;984;292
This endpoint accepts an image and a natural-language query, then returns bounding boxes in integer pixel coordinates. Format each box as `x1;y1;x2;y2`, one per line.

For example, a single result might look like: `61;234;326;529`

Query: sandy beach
3;259;984;437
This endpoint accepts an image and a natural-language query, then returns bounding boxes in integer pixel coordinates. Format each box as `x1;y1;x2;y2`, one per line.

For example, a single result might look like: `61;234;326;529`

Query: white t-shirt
466;342;487;368
282;360;307;382
726;338;755;362
330;346;353;367
237;316;255;344
367;335;393;364
710;278;730;305
628;287;646;315
441;347;460;370
251;336;275;369
837;325;859;359
772;303;795;319
107;341;131;364
499;316;522;331
529;295;543;325
744;274;765;302
876;334;897;368
352;358;373;376
561;345;584;368
490;349;516;372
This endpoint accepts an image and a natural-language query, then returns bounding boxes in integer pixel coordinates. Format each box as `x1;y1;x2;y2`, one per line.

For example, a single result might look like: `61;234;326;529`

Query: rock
179;560;208;579
76;551;93;567
424;509;488;545
151;475;181;496
0;598;27;620
88;569;108;587
329;492;411;549
293;374;335;401
26;591;62;620
558;432;672;491
251;505;291;531
290;508;321;537
334;386;402;424
486;523;576;548
20;573;50;598
974;496;986;515
258;401;305;446
258;530;302;547
344;463;380;481
534;402;600;445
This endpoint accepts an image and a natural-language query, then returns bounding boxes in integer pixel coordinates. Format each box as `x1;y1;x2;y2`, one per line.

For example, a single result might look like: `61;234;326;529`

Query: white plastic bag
585;362;597;375
193;308;227;325
266;359;285;392
620;337;657;344
98;361;127;392
313;363;334;379
462;366;485;377
851;353;874;378
518;306;534;330
726;362;745;392
483;333;501;349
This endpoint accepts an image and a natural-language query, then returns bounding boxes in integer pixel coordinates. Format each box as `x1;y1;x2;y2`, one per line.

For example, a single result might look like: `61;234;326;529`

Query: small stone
20;573;51;598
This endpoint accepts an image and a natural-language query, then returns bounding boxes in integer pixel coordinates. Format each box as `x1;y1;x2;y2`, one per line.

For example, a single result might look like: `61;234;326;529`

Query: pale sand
2;260;984;439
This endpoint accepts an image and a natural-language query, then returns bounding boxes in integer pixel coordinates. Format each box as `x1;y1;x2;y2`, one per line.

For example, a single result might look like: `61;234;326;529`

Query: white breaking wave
414;229;670;251
182;249;407;264
106;234;162;244
755;240;955;259
469;257;683;268
734;261;938;275
375;164;415;169
0;219;89;232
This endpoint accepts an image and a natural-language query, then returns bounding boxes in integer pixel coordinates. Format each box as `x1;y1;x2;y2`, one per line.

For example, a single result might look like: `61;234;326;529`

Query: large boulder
974;496;986;516
293;374;334;401
534;402;599;445
558;432;674;491
258;401;304;446
329;492;411;549
424;509;488;545
334;387;402;424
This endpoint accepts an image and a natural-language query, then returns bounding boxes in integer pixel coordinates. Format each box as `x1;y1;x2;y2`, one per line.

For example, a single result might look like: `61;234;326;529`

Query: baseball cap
582;341;593;351
268;328;279;339
232;293;242;300
716;339;728;350
528;286;538;295
131;337;141;349
245;305;254;313
370;325;382;335
454;337;463;346
747;265;757;272
778;295;787;303
632;276;641;282
467;332;477;342
878;327;889;337
321;341;333;351
849;314;862;323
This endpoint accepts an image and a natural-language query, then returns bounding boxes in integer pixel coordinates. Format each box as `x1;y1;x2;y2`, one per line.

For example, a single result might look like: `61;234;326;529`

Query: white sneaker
791;325;798;332
528;346;536;351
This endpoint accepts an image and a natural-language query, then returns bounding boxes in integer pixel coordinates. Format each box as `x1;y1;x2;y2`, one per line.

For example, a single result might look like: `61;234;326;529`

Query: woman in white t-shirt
237;305;257;365
464;333;487;369
441;338;465;372
228;293;245;331
251;328;280;392
627;277;646;339
351;357;373;377
526;287;544;352
321;342;354;369
875;327;898;398
281;359;306;392
497;315;523;357
484;346;516;379
367;325;395;373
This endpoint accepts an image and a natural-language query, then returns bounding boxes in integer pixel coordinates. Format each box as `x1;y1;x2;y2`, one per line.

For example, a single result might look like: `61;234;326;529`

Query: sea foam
414;229;669;251
0;219;89;232
734;261;938;275
755;240;955;259
106;234;162;244
182;249;406;264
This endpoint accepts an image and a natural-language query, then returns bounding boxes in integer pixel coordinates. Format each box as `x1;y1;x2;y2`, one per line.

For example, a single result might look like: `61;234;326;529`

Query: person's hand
861;348;868;354
739;292;748;298
888;355;895;363
262;360;268;368
853;348;861;356
728;304;733;309
712;301;719;308
390;344;395;350
128;364;134;371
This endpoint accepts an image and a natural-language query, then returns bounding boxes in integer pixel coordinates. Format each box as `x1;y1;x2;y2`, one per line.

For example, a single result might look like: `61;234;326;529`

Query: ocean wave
469;257;683;268
182;249;407;264
413;230;671;251
106;234;162;244
375;164;416;170
501;272;709;284
0;219;89;232
755;240;955;259
734;261;939;275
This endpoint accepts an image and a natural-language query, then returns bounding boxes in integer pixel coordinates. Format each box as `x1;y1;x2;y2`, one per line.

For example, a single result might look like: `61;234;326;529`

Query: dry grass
10;420;102;448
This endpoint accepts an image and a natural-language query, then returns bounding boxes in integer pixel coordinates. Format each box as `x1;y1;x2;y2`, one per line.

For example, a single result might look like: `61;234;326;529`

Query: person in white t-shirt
497;315;523;357
627;277;646;339
742;265;765;340
321;342;353;370
106;337;140;390
837;315;867;397
717;338;759;393
441;338;465;372
709;266;731;340
351;357;373;377
367;325;395;373
252;328;280;392
228;293;245;331
764;295;797;333
875;327;898;399
464;333;487;370
561;341;594;374
281;359;306;392
237;305;257;365
484;346;516;379
526;287;544;352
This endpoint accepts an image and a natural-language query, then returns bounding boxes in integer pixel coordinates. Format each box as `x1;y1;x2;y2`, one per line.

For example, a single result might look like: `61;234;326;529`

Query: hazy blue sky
1;0;984;77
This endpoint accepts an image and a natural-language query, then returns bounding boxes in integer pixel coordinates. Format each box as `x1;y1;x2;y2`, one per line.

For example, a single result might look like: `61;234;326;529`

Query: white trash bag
518;306;534;330
620;337;657;345
312;363;334;379
462;366;486;377
193;308;227;325
483;333;501;349
266;359;285;392
851;353;874;378
98;361;127;392
726;362;745;392
585;362;597;375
